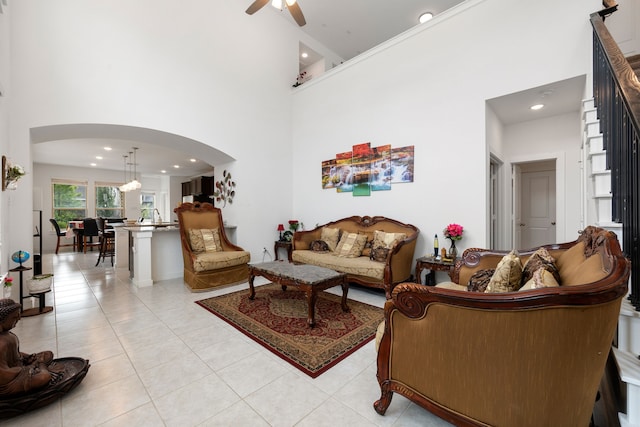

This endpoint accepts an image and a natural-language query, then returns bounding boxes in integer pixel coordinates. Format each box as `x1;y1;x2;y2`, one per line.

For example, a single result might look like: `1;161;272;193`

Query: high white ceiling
277;0;466;61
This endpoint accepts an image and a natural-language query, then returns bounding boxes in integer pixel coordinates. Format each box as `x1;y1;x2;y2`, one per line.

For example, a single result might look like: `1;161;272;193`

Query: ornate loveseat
292;216;419;299
174;202;250;292
375;226;630;426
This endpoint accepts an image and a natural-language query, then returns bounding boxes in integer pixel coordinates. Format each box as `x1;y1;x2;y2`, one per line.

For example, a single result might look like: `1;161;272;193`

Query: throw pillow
370;247;390;262
519;267;560;291
335;232;368;258
309;239;330;252
321;227;341;252
485;250;523;293
467;269;495;292
188;228;222;253
362;239;372;258
372;230;407;250
521;247;560;286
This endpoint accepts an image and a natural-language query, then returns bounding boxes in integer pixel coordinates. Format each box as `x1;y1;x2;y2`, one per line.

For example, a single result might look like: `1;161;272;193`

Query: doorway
513;160;557;249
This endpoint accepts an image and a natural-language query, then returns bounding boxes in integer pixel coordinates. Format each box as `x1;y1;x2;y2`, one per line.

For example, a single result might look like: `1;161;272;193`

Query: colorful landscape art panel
391;146;414;184
370;144;391;191
335;151;353;193
351;142;372;197
321;143;414;196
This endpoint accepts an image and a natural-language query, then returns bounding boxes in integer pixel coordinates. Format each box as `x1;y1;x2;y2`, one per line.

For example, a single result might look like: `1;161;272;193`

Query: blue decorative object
11;250;30;265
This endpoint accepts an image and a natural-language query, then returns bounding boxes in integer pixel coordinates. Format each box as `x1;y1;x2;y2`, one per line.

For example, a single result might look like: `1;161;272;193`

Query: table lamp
277;224;285;241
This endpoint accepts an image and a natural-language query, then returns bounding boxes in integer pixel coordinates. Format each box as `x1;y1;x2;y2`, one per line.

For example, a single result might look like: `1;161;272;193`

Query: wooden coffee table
248;261;349;328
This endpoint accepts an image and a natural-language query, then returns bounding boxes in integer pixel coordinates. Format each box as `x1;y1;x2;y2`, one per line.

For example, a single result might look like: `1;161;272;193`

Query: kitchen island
113;223;182;287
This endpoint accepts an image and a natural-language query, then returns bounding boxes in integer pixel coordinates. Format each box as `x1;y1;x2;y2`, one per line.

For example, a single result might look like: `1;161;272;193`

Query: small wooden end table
274;240;293;262
248;261;348;328
415;256;456;286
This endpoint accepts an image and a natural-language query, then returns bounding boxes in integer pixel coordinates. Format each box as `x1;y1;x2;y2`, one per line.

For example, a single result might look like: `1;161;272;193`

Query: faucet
154;208;163;223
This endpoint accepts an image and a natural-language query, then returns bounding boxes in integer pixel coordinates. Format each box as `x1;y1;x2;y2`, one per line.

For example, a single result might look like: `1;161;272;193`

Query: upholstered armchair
375;227;630;426
174;202;250;291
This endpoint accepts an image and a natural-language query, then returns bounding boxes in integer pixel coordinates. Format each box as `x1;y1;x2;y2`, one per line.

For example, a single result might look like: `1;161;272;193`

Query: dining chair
49;219;76;254
82;218;101;253
95;218;116;266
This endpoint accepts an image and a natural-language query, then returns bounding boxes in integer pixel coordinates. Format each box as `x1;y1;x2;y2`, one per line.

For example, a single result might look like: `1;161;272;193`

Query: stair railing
591;9;640;310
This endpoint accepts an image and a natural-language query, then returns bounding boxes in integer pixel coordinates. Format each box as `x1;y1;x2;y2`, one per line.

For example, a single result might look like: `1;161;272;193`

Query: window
140;193;155;220
52;180;87;228
96;183;124;219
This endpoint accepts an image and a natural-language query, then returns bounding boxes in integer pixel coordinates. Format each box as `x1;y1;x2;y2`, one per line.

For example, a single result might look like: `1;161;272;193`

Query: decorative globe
11;250;30;265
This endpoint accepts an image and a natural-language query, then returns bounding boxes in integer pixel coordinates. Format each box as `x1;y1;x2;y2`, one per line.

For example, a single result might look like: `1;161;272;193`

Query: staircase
583;54;640;425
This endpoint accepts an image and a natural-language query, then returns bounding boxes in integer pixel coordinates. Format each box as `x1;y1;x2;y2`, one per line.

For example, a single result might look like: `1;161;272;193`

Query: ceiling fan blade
245;0;270;15
287;2;306;26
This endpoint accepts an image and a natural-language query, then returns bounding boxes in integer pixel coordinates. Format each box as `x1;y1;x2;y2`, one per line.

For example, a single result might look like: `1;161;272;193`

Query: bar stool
95;218;115;266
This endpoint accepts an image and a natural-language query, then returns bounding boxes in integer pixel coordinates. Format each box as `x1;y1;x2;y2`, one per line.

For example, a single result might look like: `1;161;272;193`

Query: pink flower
443;223;464;240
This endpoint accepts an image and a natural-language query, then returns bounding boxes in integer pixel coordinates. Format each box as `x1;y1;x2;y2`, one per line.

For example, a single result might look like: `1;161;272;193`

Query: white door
520;170;556;249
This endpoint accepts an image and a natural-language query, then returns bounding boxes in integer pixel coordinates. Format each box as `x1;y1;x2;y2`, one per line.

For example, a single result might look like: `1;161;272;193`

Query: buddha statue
0;299;62;397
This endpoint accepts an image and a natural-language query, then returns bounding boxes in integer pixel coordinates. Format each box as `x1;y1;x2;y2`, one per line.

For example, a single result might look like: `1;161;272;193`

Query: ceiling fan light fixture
419;12;433;23
271;0;282;9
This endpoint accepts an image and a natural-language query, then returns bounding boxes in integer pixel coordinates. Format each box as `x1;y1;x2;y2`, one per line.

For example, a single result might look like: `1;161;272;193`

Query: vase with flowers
443;223;464;259
3;276;13;298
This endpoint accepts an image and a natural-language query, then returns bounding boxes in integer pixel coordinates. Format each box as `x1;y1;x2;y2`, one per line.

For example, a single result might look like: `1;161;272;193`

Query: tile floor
3;252;452;427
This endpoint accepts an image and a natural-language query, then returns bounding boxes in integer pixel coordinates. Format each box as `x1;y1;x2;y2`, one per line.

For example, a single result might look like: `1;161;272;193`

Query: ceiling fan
245;0;306;27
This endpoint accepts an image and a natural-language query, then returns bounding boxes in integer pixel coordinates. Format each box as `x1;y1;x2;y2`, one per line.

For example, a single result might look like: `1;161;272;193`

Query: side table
274;240;293;262
415;256;455;286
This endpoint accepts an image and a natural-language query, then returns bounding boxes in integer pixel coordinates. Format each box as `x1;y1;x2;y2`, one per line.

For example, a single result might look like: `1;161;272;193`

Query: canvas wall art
321;143;414;197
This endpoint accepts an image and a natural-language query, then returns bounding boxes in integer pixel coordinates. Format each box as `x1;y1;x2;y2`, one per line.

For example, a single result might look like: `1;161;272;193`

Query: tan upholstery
375;226;630;426
292;216;419;299
174;202;250;292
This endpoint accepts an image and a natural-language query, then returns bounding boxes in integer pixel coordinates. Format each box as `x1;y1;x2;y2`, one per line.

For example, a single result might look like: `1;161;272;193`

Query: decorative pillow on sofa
372;230;407;250
485;250;523;293
361;239;373;258
467;268;495;292
188;228;222;253
321;227;341;252
519;267;560;291
335;232;368;258
370;247;390;262
521;247;560;286
309;239;330;252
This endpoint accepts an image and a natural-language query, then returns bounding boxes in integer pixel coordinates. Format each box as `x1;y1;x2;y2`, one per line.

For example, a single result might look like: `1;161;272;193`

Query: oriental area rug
196;283;384;378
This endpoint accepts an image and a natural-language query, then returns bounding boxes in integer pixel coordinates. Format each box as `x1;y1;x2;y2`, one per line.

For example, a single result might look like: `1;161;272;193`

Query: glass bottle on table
433;234;439;258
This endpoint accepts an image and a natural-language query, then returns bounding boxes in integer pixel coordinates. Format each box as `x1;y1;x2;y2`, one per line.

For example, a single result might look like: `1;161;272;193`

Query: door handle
551;222;556;226
519;223;525;226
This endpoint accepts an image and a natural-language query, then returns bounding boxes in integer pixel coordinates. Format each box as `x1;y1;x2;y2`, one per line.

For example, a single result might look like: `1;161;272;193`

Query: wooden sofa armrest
385;233;419;295
375;274;629;426
292;228;322;250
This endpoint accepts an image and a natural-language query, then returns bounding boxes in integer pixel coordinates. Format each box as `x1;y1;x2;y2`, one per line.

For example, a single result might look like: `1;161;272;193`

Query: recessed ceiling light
104;146;112;151
90;163;97;167
419;12;433;23
530;104;545;111
190;158;196;162
173;165;180;169
95;156;103;160
301;52;308;58
161;170;166;174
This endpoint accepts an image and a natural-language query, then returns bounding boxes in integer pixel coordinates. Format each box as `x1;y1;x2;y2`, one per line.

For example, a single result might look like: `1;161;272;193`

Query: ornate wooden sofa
174;202;250;291
375;226;630;426
292;216;419;299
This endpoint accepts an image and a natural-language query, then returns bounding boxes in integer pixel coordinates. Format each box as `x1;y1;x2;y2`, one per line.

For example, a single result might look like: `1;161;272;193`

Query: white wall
290;0;600;260
0;4;10;278
7;0;321;263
